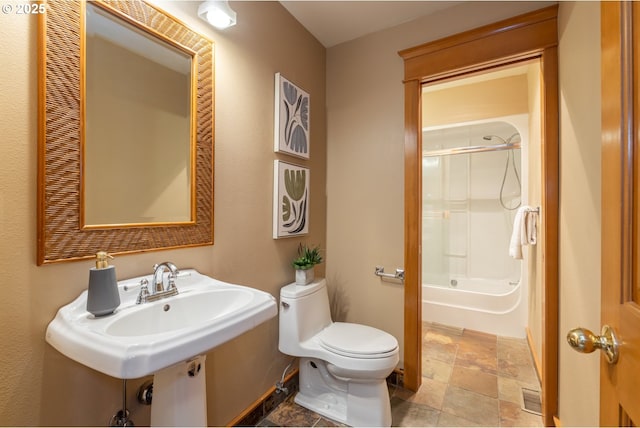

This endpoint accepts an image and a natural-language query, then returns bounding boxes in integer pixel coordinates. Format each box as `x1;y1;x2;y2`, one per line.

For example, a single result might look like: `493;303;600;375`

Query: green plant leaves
292;243;323;269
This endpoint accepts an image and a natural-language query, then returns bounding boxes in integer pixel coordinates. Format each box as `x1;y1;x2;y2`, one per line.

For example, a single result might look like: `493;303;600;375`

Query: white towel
509;206;538;259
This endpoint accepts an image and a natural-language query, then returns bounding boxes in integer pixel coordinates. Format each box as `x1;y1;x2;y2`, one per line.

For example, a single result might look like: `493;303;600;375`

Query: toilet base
296;358;392;427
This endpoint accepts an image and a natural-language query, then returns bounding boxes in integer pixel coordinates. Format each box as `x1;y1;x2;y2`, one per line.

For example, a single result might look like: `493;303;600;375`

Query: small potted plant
292;243;323;285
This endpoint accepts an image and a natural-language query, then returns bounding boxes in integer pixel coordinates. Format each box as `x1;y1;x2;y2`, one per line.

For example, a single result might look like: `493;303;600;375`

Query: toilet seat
317;322;398;359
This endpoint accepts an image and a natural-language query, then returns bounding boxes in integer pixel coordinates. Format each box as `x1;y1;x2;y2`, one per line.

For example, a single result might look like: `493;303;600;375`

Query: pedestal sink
46;269;278;426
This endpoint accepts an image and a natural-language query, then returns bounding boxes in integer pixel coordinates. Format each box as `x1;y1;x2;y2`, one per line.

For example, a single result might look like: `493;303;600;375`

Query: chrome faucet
152;262;179;293
136;262;180;304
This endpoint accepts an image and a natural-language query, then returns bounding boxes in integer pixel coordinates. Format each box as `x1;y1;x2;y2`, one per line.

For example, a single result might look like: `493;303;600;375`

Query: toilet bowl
279;279;399;427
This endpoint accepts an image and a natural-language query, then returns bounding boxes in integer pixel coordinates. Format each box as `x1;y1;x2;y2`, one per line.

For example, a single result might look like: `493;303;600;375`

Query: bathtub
422;277;527;338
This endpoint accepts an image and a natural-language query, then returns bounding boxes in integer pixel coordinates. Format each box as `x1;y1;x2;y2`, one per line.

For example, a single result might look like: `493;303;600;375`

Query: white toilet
279;278;399;427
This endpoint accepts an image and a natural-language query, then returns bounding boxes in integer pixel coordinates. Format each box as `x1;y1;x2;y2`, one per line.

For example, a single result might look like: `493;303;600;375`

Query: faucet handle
167;273;177;291
136;279;150;304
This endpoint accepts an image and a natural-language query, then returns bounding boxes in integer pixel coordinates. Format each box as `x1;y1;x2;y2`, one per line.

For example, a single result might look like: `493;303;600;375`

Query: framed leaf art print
274;73;310;159
273;160;309;238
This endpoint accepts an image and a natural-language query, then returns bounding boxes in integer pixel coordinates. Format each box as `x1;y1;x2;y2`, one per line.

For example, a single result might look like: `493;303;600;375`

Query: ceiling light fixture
197;1;236;29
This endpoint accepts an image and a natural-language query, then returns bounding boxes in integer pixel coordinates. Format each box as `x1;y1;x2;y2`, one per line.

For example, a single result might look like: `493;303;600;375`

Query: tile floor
257;323;543;427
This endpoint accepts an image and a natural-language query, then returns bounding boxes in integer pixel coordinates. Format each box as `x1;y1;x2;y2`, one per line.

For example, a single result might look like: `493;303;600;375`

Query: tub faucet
137;262;180;304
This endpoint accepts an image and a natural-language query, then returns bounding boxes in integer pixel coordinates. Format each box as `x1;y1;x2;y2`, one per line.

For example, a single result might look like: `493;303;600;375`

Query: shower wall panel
422;119;526;286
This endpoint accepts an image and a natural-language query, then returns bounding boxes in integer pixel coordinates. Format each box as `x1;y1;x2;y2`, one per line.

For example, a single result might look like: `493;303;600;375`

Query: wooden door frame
398;6;559;426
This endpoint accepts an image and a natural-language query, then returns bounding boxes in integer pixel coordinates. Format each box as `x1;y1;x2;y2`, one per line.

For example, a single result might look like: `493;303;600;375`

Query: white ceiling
279;1;462;48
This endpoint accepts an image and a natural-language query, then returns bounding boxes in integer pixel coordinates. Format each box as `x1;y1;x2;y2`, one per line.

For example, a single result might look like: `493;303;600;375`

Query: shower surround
421;116;529;338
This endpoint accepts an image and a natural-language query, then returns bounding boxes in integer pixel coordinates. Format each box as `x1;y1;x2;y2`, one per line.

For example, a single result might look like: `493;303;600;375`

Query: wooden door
600;2;640;425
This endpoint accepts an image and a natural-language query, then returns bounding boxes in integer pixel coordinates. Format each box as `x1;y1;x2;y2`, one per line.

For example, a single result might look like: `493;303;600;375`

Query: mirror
84;2;194;226
37;0;214;264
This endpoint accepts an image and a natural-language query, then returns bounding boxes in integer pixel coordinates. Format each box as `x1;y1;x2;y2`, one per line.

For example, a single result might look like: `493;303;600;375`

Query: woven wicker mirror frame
37;0;214;265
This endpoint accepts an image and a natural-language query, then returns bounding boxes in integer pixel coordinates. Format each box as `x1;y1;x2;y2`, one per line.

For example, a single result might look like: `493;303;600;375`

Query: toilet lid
317;323;398;358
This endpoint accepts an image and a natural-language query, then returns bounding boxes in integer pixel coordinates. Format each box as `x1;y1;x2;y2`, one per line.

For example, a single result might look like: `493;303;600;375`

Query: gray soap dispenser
86;251;120;317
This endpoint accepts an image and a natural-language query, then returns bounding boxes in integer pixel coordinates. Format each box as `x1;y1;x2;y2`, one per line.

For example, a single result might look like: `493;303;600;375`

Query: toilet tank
279;279;332;354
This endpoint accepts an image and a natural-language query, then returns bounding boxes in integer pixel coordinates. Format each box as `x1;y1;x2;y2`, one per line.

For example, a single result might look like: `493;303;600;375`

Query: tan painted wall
0;1;604;426
526;64;544;365
85;36;192;224
557;2;601;425
327;2;601;426
423;74;529;127
326;1;553;369
0;1;325;426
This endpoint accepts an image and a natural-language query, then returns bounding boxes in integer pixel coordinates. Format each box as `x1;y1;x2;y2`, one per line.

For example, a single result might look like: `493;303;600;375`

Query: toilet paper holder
374;266;405;282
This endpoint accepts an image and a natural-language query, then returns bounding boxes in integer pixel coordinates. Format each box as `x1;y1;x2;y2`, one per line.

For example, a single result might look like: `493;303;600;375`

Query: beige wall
527;64;544;364
86;36;191;224
0;1;604;426
557;2;601;425
0;1;325;426
423;74;529;127
326;0;552;369
327;1;601;426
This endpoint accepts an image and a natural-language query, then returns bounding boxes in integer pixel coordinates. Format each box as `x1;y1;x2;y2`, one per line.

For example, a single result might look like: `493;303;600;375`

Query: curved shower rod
423;141;521;157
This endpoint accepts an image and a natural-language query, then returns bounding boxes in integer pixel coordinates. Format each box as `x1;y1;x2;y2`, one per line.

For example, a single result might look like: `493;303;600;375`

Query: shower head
483;135;505;144
483;133;520;145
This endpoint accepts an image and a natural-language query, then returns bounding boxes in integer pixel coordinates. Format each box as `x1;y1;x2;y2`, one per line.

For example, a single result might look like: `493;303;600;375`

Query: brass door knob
566;325;619;364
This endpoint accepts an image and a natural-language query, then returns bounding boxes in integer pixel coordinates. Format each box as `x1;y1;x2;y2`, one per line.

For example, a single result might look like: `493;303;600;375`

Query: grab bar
375;266;405;282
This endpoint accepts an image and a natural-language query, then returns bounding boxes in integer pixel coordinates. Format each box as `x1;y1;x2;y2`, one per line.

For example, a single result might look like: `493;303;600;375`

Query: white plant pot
295;268;314;285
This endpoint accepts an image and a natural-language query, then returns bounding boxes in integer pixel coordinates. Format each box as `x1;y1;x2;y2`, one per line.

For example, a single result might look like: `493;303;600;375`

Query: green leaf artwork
282;195;291;222
274;161;309;238
284;169;306;201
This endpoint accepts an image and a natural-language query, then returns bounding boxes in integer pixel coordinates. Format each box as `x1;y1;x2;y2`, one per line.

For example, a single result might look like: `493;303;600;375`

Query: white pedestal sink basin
45;269;278;425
